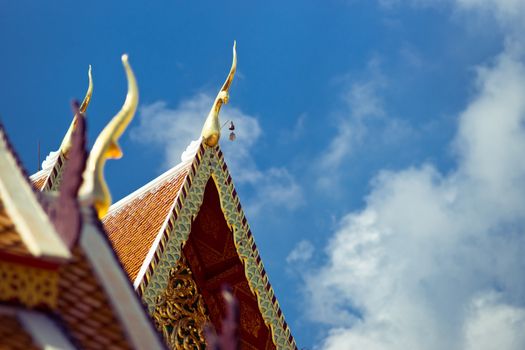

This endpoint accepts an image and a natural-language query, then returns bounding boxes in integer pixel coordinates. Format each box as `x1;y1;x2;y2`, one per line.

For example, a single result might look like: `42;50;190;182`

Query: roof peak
105;139;201;216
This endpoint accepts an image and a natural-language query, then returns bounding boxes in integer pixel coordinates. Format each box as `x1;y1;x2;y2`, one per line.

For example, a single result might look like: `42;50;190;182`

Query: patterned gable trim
137;142;297;349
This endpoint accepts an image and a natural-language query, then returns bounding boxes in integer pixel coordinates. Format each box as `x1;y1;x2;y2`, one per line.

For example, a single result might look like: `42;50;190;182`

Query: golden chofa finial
59;65;94;156
79;55;138;218
201;41;237;147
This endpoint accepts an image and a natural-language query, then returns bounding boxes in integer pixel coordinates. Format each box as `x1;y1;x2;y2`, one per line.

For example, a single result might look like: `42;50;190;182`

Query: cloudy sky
2;1;525;348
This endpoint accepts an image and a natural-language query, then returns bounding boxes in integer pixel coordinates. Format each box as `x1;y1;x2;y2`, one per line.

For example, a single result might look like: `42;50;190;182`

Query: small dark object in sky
228;121;236;141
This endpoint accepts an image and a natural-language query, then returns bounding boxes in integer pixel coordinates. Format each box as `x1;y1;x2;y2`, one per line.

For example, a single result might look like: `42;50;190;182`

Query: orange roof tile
102;165;189;281
56;246;133;350
0;198;30;257
0;314;40;350
30;173;47;191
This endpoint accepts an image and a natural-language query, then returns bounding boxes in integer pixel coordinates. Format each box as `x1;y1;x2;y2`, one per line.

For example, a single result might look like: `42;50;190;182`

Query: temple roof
100;138;297;349
0;119;166;349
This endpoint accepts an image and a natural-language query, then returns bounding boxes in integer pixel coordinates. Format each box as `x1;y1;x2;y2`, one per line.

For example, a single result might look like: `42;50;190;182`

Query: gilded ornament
201;41;237;147
0;260;59;308
80;55;138;218
152;254;209;349
59;65;93;156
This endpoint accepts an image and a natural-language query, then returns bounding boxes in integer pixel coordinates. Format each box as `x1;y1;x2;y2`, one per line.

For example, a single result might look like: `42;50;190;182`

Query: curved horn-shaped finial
80;55;138;218
79;65;93;113
60;65;94;156
201;41;237;147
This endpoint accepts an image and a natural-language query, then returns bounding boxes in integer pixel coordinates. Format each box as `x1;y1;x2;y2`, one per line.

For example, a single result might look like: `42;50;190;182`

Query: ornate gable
135;143;297;349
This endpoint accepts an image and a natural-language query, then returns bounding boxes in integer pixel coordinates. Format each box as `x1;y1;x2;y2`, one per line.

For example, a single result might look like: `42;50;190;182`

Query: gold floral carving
0;260;59;308
152;254;209;350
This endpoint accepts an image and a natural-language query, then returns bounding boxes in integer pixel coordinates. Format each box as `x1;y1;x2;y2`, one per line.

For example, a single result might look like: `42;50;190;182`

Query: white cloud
381;0;525;35
287;240;315;264
316;60;416;191
317;62;385;176
455;0;525;25
244;167;303;216
130;93;302;215
463;292;525;350
291;113;307;140
303;46;525;350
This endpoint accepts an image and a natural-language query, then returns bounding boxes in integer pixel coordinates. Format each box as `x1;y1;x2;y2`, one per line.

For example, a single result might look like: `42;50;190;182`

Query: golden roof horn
201;41;237;147
59;65;93;156
79;55;138;218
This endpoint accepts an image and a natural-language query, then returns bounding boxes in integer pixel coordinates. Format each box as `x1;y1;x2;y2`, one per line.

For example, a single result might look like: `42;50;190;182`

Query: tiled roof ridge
106;139;200;216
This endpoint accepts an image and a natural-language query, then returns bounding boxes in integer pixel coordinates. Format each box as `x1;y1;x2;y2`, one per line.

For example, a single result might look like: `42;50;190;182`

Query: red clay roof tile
30;173;47;191
56;246;133;350
0;198;31;257
0;314;40;350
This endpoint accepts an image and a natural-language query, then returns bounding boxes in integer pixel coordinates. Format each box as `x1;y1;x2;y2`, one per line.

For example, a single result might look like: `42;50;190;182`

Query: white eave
80;217;166;350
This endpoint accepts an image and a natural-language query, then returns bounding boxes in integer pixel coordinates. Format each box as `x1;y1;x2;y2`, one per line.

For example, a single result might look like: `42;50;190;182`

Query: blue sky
2;1;525;349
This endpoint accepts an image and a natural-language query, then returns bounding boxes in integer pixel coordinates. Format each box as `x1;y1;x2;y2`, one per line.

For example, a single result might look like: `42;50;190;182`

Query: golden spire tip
79;54;139;218
79;65;93;113
200;42;237;147
59;65;94;155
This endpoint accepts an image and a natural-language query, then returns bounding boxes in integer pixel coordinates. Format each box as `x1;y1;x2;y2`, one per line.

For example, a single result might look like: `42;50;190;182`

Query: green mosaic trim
141;144;297;349
140;145;210;309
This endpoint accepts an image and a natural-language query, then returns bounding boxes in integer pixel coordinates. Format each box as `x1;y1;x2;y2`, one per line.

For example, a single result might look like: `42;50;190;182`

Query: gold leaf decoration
152;254;209;350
